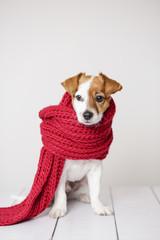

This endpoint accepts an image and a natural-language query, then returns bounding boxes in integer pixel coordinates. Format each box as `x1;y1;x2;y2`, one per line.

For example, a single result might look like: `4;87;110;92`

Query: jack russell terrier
49;72;122;218
12;72;122;218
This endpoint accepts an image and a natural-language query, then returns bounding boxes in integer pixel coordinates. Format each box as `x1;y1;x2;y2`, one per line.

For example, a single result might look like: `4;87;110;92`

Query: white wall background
0;0;160;189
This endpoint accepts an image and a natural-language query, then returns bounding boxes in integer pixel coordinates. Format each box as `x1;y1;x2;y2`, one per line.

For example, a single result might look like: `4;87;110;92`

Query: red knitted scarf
0;92;116;226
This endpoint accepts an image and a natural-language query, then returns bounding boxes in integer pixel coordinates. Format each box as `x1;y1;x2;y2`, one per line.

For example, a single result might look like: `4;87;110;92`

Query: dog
11;72;122;218
49;72;122;218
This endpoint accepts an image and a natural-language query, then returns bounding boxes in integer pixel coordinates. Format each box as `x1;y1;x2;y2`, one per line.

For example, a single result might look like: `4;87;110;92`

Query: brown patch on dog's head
89;73;122;114
79;75;92;85
61;73;92;102
61;73;86;96
99;72;122;95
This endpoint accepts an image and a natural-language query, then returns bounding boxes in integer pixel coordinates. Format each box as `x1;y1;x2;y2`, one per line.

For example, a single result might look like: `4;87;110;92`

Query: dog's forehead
77;75;94;95
78;75;104;92
79;75;92;85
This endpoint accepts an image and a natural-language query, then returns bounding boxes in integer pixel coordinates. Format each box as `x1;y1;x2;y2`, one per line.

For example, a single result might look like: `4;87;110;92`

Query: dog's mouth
76;113;103;126
83;120;99;126
77;119;93;125
84;121;92;125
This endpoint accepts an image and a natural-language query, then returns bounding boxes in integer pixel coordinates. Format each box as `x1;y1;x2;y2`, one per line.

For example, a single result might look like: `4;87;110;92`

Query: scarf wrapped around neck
0;92;116;226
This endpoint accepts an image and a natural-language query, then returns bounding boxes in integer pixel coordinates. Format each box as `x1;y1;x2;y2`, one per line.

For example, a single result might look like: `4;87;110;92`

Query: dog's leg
49;176;67;218
87;163;114;216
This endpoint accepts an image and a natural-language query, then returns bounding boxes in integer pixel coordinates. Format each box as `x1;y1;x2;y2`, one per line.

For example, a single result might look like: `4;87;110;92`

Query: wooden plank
54;187;117;240
152;186;160;204
0;188;56;240
111;187;160;240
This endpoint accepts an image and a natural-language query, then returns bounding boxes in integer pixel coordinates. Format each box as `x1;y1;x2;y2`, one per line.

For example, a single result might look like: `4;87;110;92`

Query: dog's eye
76;95;82;101
95;95;104;103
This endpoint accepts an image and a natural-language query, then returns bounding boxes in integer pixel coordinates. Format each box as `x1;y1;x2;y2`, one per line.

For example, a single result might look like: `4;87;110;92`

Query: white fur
49;76;113;218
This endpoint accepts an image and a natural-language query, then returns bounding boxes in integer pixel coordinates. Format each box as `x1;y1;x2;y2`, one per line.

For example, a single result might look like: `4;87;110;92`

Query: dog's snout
83;111;93;120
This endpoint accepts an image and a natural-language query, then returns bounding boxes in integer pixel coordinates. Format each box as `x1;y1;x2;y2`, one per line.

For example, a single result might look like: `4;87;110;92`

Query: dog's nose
83;111;93;120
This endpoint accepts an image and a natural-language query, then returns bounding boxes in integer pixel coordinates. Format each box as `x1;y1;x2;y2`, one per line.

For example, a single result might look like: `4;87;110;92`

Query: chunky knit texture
0;92;116;226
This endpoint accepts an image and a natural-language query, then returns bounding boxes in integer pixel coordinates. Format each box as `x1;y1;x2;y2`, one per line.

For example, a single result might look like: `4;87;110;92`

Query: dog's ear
99;72;122;95
61;73;85;96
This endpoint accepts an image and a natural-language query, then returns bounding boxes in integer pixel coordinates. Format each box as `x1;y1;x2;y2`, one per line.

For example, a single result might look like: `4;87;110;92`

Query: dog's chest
63;159;101;181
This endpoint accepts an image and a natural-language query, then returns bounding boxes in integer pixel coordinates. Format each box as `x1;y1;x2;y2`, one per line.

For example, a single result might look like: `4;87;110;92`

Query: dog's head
61;73;122;125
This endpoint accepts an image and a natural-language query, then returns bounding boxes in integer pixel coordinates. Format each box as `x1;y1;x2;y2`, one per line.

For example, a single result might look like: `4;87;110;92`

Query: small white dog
49;72;122;218
12;73;122;218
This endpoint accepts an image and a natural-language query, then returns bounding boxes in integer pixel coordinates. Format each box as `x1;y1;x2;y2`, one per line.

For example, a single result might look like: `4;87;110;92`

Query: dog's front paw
49;208;67;218
93;204;114;216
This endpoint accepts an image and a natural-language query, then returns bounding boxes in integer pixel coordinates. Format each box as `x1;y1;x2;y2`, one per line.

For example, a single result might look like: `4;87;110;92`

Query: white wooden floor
0;186;160;240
